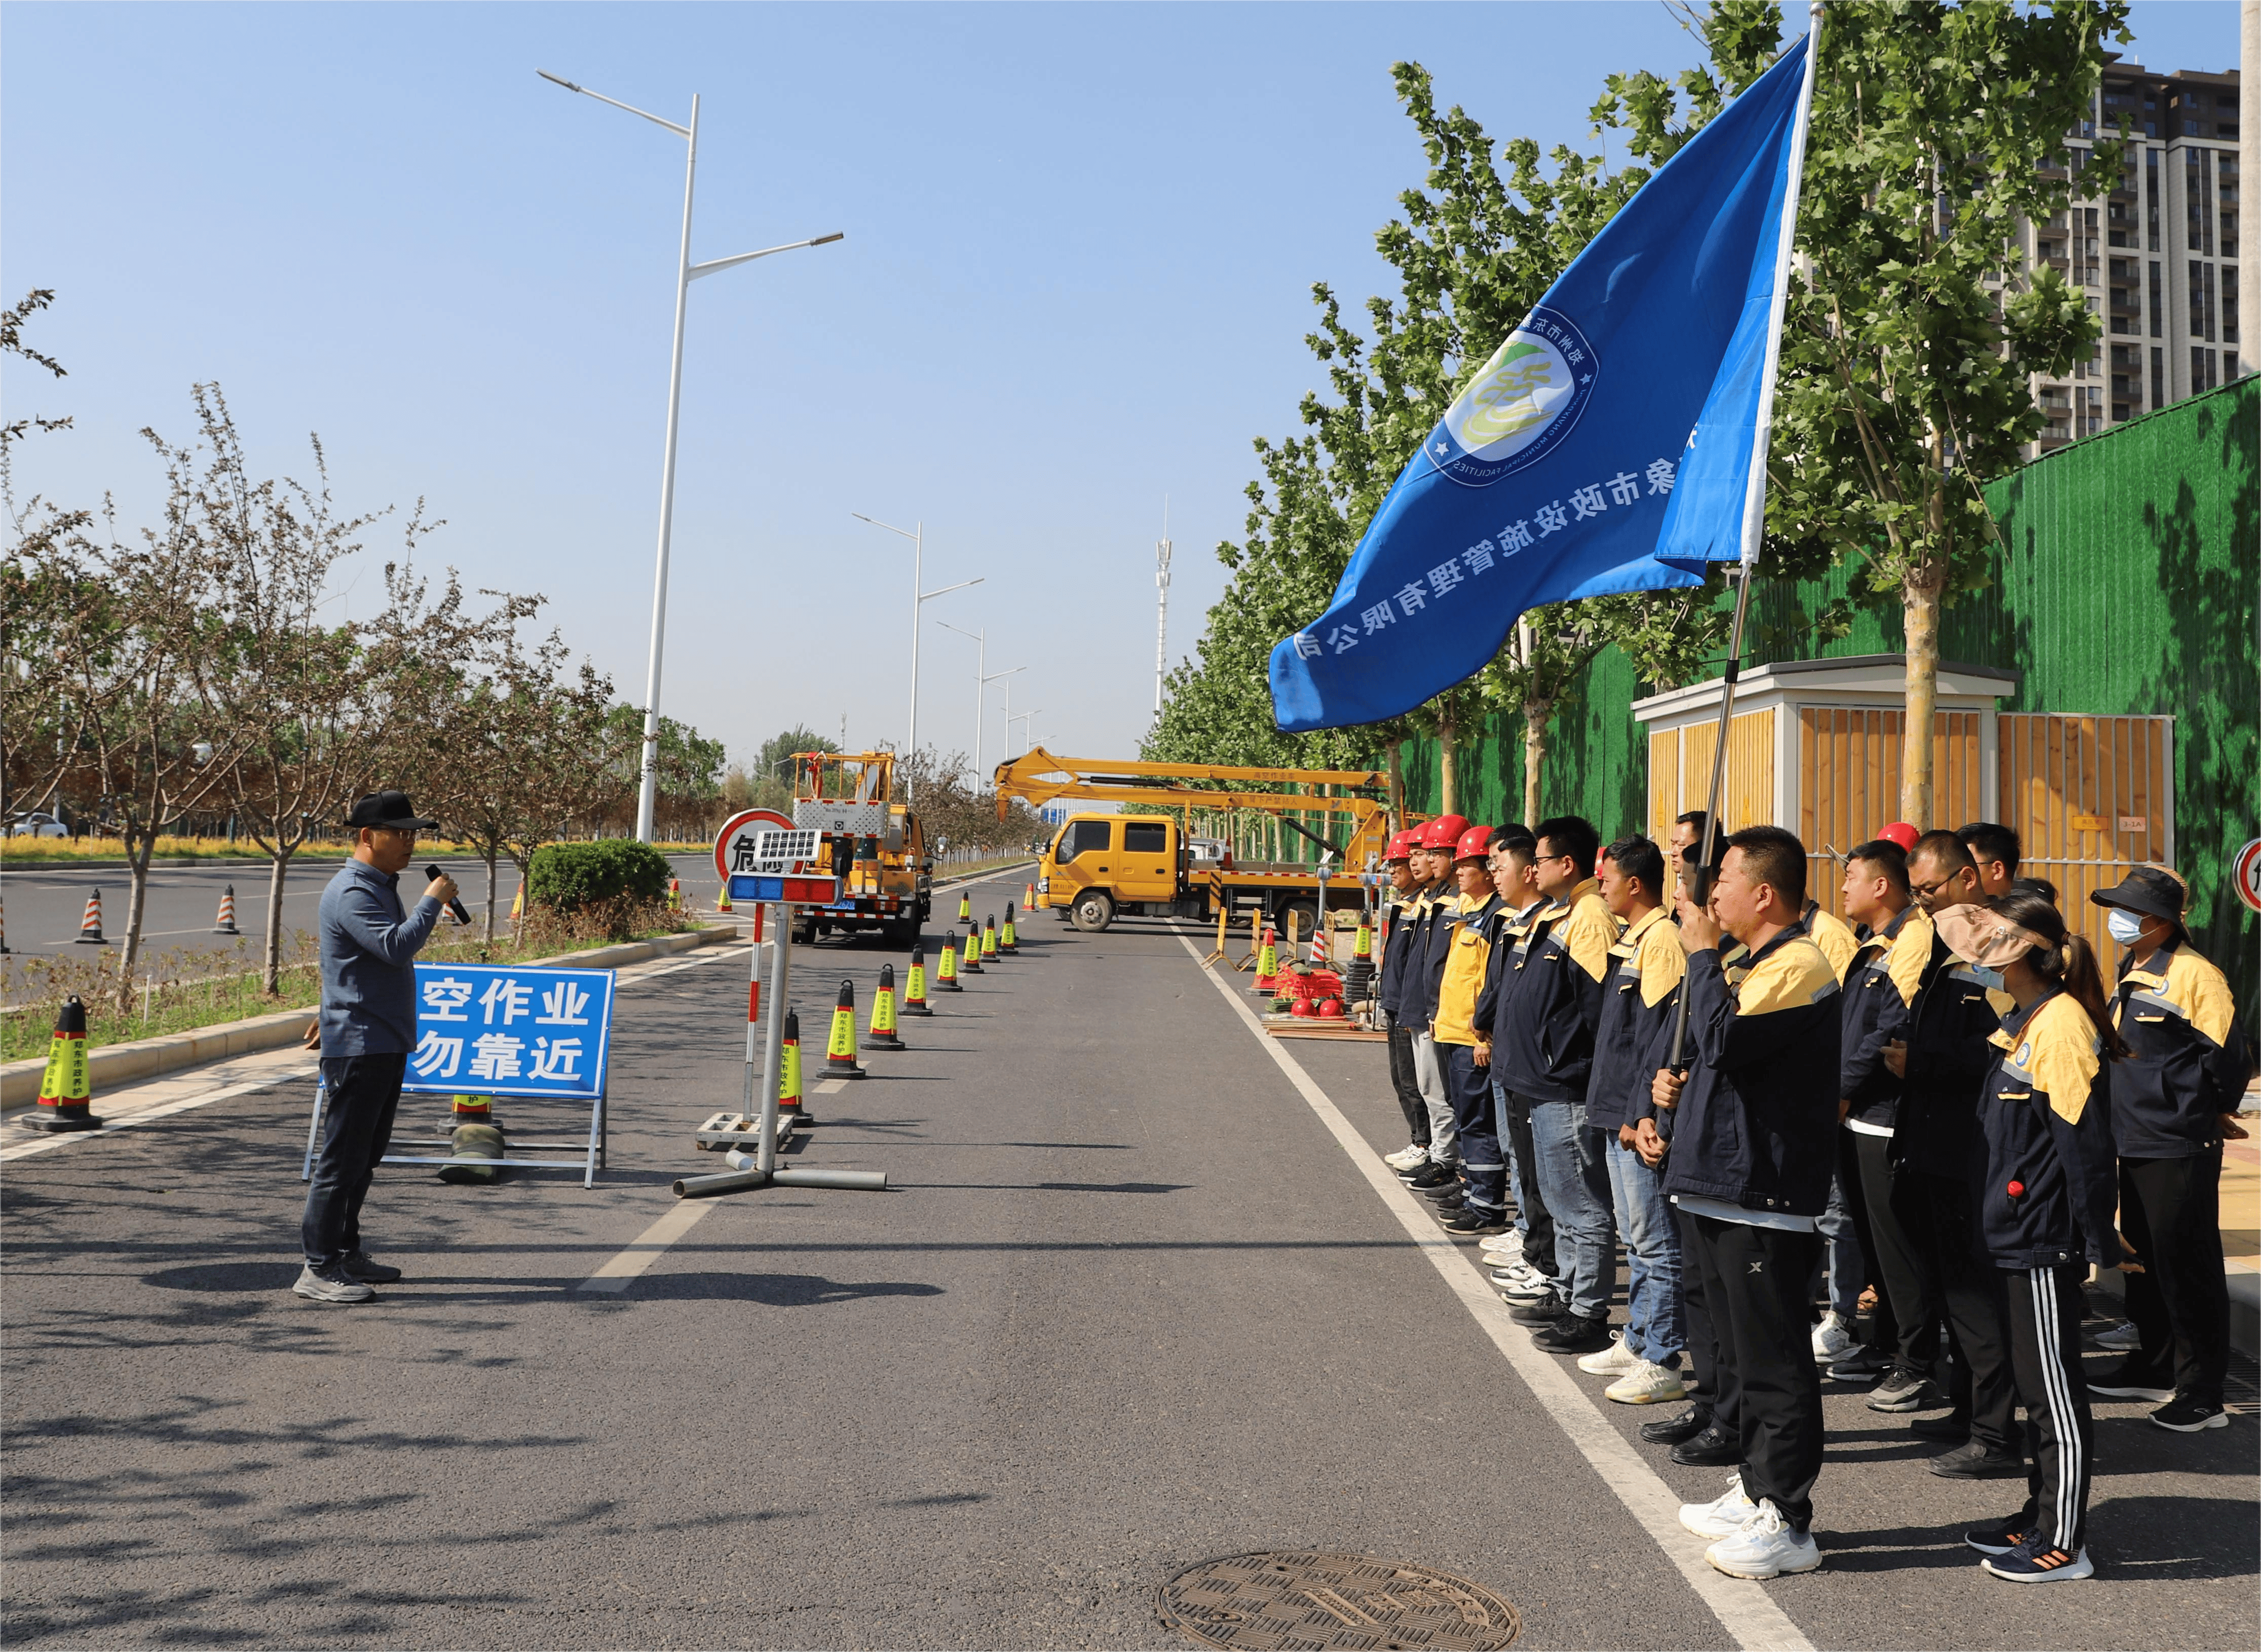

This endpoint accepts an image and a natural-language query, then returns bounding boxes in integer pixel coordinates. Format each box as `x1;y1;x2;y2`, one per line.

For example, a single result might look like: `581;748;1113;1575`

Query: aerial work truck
787;750;932;944
991;748;1416;934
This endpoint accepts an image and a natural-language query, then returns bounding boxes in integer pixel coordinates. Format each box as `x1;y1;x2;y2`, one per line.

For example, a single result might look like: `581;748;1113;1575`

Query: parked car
6;811;69;838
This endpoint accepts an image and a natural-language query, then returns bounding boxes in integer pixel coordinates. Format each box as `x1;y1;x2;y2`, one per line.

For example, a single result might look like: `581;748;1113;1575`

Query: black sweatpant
2003;1261;2095;1554
1843;1128;1940;1373
1385;1016;1431;1149
2119;1148;2231;1408
1900;1170;2019;1455
1676;1203;1727;1429
1497;1085;1558;1285
1687;1213;1826;1533
303;1052;407;1269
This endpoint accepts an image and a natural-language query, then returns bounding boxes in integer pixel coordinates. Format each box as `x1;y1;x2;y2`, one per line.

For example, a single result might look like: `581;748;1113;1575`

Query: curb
0;925;740;1111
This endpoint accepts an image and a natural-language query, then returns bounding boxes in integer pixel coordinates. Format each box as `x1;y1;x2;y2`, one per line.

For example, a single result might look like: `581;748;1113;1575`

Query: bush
525;840;673;915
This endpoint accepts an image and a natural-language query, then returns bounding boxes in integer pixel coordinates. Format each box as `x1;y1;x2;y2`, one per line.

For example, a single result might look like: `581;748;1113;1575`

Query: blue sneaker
1981;1535;2093;1582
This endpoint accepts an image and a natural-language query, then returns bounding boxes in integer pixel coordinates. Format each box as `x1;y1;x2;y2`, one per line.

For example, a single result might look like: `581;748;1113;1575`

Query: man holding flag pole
1269;3;1837;1580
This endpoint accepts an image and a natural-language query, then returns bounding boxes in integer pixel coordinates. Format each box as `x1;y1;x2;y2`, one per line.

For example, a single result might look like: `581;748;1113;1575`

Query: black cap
344;790;439;831
2088;864;2186;925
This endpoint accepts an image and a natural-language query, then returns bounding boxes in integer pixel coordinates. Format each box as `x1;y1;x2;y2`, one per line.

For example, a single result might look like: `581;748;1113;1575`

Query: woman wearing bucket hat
2087;866;2254;1433
1934;890;2135;1582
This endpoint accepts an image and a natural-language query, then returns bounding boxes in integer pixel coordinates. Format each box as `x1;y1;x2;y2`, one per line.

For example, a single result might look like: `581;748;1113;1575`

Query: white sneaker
1384;1142;1429;1170
1706;1500;1822;1579
1576;1331;1643;1375
2092;1319;2140;1352
1605;1360;1688;1405
1811;1311;1858;1364
1478;1230;1523;1257
1679;1473;1756;1540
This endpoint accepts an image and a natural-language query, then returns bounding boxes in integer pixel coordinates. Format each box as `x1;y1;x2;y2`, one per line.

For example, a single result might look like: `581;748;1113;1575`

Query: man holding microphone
294;790;459;1304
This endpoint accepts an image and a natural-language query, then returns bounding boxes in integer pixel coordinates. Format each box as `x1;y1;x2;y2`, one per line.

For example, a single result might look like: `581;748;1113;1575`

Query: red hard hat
1384;829;1419;861
1418;813;1469;850
1454;824;1495;864
1877;821;1920;853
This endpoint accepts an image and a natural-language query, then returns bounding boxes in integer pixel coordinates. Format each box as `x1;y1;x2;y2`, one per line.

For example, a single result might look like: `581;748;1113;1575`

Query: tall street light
935;620;1021;790
540;68;843;842
1007;708;1042;756
850;513;981;798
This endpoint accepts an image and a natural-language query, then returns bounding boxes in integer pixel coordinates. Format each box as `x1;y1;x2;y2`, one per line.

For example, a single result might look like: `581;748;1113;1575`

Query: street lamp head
811;232;846;246
536;69;584;92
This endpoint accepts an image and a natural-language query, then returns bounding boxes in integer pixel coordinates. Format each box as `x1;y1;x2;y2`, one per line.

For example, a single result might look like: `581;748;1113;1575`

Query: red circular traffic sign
714;808;795;886
2232;837;2261;916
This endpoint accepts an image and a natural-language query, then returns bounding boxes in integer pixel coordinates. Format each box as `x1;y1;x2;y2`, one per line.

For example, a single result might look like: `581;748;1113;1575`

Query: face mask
1966;964;2004;990
2106;907;2147;946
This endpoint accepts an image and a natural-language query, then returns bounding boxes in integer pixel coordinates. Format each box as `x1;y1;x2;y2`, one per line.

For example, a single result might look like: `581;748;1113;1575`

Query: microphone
426;865;473;927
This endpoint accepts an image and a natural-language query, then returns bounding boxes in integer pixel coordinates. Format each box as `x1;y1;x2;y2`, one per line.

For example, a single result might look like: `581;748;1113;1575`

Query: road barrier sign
2234;837;2261;915
714;807;796;884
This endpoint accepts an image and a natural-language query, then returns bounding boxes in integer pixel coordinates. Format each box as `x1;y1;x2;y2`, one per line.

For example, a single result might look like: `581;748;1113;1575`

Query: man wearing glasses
295;791;460;1303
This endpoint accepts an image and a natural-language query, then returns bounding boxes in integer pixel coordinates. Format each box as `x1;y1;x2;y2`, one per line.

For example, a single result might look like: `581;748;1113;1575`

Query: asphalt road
3;868;2255;1649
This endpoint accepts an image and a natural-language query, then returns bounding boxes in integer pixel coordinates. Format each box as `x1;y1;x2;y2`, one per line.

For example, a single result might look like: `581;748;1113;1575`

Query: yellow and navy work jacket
1376;891;1419;1023
1893;926;2014;1179
1488;878;1621;1106
1804;903;1861;984
1473;894;1548;1037
1584;905;1685;1133
1978;989;2123;1269
1433;893;1501;1047
2110;942;2253;1158
1660;919;1842;1217
1840;904;1933;1132
1410;881;1462;1033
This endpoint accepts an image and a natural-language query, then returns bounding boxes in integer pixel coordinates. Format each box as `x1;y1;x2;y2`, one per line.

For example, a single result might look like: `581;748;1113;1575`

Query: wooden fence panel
1999;713;2174;955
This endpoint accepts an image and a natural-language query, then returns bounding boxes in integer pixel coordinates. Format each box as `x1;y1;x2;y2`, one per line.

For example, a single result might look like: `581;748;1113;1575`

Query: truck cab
1040;812;1198;931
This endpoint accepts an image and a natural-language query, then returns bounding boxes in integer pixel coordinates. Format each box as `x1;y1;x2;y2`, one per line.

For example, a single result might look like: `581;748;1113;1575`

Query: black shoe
1826;1346;1888;1381
2087;1364;2175;1404
2149;1395;2230;1432
1964;1515;2030;1556
1506;1292;1567;1325
1401;1161;1458;1190
1911;1411;1972;1441
339;1250;403;1285
1865;1366;1940;1412
1670;1424;1741;1467
1928;1442;2025;1479
1442;1206;1509;1236
1641;1404;1712;1445
1531;1313;1613;1355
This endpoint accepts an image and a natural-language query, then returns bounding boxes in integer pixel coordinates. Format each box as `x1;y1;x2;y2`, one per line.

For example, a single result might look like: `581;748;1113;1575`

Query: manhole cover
1157;1551;1520;1651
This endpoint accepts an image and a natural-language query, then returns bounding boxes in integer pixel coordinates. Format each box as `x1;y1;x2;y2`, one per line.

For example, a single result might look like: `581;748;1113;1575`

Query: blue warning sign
403;962;615;1100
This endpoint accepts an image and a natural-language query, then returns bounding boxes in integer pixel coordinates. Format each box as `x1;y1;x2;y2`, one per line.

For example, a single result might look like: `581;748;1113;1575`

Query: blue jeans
1444;1044;1505;1215
1604;1133;1685;1365
1819;1162;1865;1319
1527;1098;1616;1320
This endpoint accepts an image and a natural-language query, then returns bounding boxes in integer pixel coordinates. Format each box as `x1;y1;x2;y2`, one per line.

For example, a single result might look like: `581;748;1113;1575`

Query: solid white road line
1175;930;1814;1652
2;1059;318;1164
577;1200;714;1292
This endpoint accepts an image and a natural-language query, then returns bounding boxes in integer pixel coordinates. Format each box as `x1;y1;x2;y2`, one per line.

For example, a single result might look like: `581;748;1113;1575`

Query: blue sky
3;2;2239;779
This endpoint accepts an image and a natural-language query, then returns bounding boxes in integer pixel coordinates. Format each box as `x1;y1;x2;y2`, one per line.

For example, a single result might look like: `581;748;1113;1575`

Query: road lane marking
577;1201;714;1292
1175;929;1814;1652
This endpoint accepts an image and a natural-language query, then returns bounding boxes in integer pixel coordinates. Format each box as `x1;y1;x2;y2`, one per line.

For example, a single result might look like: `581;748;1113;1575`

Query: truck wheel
1280;902;1321;947
1070;890;1115;933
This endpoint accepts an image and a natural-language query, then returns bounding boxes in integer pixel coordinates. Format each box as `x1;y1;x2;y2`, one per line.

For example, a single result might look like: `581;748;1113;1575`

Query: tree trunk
262;848;294;994
1384;737;1404;830
482;844;500;943
1524;704;1549;829
1900;569;1944;827
118;829;158;1008
1438;716;1458;817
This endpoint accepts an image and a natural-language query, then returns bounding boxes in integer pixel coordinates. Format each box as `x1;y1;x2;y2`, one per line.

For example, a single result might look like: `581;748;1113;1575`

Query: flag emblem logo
1428;305;1596;487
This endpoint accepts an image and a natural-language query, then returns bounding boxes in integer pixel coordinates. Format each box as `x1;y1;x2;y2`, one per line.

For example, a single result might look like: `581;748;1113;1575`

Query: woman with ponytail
1933;889;2135;1585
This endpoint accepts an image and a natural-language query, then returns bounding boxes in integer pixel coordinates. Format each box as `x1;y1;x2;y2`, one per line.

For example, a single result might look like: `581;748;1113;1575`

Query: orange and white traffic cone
212;883;240;936
936;931;964;991
73;890;105;946
867;963;905;1050
23;995;101;1133
902;942;933;1016
1024;879;1036;912
1310;921;1330;967
823;979;866;1080
715;879;733;914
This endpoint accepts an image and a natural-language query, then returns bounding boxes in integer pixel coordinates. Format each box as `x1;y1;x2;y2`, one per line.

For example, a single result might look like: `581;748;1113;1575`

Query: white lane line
3;1064;318;1164
577;1200;714;1292
1174;930;1813;1652
814;1079;848;1095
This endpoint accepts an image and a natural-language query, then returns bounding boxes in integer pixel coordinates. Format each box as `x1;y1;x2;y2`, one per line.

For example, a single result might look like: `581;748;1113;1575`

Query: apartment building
2026;59;2242;451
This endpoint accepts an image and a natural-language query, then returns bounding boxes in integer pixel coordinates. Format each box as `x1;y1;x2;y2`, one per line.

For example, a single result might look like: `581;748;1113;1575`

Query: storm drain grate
1157;1551;1521;1651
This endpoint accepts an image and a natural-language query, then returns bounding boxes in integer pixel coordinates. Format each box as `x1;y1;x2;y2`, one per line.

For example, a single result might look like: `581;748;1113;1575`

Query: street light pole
934;619;984;788
852;513;981;799
982;665;1026;786
540;68;843;842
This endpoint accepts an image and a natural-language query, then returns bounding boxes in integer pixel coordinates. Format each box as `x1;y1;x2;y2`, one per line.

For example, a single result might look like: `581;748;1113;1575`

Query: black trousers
2003;1261;2095;1553
1498;1085;1558;1284
2119;1148;2231;1407
1676;1204;1727;1428
1844;1129;1940;1373
1385;1016;1430;1147
1687;1213;1826;1532
1899;1170;2019;1455
303;1052;406;1269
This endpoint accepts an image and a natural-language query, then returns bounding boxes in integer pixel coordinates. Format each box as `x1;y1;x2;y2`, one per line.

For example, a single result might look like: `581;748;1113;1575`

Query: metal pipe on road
674;1159;888;1197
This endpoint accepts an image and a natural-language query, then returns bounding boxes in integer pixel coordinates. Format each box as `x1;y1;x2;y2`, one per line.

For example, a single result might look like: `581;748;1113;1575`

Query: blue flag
1269;35;1812;733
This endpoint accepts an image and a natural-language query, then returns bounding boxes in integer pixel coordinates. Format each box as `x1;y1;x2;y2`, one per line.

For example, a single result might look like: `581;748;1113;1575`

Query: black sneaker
1442;1206;1508;1236
292;1264;375;1304
1963;1516;2029;1557
1866;1366;1939;1412
1401;1161;1458;1190
1641;1404;1712;1445
1531;1313;1613;1355
2088;1364;2175;1404
2149;1396;2229;1432
1928;1442;2025;1479
1826;1346;1888;1381
340;1250;403;1284
1670;1424;1741;1467
1507;1292;1568;1325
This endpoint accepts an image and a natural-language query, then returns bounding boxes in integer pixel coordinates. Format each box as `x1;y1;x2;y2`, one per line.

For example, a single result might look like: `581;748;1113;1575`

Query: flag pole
1666;2;1822;1071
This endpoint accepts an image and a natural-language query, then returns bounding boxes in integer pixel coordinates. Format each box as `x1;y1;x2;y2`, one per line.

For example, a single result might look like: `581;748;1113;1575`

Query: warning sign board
2232;838;2261;915
714;809;794;885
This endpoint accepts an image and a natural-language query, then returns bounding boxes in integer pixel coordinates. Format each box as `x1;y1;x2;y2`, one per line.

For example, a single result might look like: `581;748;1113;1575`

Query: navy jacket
318;859;444;1057
1490;879;1617;1106
1377;892;1417;1021
1839;904;1932;1129
1890;928;2009;1179
1585;906;1684;1132
1660;921;1842;1218
1977;990;2125;1270
1411;883;1462;1032
2110;941;2254;1158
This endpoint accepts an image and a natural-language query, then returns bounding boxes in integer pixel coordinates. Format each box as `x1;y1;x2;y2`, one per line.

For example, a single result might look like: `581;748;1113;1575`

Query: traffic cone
509;885;523;921
716;879;733;914
867;964;905;1049
1252;924;1279;992
960;919;984;973
981;916;999;963
1354;912;1373;964
212;883;240;936
445;1093;495;1127
823;979;866;1079
667;876;682;912
775;1009;808;1123
1024;878;1037;912
24;996;100;1133
1310;920;1330;967
1000;902;1018;955
957;891;972;924
73;889;105;945
902;942;933;1015
936;931;964;991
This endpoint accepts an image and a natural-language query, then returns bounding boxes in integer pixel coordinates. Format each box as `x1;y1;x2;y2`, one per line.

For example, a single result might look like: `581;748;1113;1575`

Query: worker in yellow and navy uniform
1398;815;1469;1192
1375;829;1436;1173
1934;891;2134;1583
1831;839;1939;1390
1653;826;1840;1581
2088;866;2255;1432
1474;828;1552;1297
1803;897;1861;981
1491;816;1622;1355
1431;825;1504;1235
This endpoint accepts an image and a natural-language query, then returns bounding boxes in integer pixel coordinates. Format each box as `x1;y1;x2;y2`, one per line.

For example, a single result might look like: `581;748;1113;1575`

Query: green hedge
524;840;672;913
